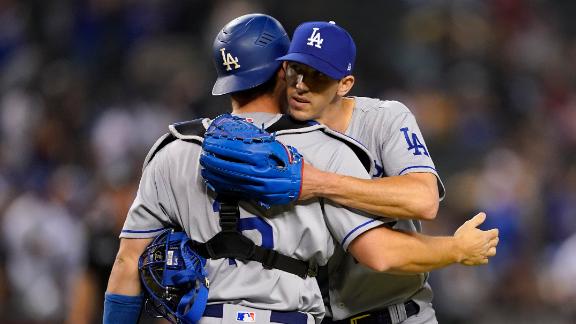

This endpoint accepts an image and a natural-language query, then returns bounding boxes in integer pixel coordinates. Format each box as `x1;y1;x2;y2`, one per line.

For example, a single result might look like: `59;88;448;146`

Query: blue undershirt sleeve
103;292;143;324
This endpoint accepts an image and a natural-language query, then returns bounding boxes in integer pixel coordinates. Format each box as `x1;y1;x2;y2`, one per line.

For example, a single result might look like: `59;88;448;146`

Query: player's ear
337;75;355;96
277;64;286;80
280;62;289;80
275;66;287;90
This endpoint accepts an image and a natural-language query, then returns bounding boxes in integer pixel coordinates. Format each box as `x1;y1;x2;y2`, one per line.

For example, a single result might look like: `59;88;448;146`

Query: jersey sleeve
120;148;175;238
320;144;390;251
381;102;446;199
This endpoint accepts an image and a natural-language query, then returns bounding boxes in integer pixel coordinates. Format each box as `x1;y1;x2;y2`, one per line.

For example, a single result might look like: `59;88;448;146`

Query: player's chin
288;106;312;121
288;98;312;117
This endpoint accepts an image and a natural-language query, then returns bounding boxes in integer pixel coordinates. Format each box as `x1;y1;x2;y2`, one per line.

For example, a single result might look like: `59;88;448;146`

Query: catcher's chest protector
141;115;373;278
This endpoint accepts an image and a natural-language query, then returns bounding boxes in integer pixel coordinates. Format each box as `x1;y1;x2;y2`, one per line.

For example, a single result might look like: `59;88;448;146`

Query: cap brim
212;61;282;96
276;53;343;80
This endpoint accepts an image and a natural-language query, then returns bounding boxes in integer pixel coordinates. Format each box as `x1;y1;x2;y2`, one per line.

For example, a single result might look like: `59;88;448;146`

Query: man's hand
453;212;499;266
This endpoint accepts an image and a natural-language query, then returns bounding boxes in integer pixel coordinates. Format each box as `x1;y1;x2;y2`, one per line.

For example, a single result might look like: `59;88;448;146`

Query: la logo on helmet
306;28;323;48
220;48;241;71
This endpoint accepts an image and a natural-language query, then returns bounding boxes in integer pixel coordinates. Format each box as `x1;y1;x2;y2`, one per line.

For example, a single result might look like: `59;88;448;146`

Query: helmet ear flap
139;229;209;323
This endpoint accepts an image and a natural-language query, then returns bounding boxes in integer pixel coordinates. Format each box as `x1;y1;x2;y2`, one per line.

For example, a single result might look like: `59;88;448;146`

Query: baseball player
200;19;499;324
104;15;498;324
280;21;449;323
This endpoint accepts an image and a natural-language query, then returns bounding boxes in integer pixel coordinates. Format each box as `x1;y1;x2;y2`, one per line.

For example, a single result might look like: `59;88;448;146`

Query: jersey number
238;217;273;249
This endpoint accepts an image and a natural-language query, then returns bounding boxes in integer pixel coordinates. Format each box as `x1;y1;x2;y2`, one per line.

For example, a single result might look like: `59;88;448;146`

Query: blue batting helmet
212;13;290;95
139;229;209;324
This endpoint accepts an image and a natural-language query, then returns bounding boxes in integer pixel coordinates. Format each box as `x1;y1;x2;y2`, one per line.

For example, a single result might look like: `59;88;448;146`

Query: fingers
473;228;499;243
200;155;262;183
203;138;293;169
463;257;489;266
467;212;486;227
460;230;499;266
486;228;499;238
481;235;498;258
490;236;499;247
202;168;251;187
203;141;263;166
201;167;295;196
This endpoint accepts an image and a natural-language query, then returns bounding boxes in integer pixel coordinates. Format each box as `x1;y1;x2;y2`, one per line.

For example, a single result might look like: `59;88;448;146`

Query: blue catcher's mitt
200;114;303;206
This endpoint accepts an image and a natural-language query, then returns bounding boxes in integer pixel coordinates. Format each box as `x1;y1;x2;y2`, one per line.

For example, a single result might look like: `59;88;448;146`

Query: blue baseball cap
277;21;356;80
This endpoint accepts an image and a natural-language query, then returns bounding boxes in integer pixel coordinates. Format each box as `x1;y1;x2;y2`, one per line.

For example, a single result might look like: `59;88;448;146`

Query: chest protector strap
191;197;317;278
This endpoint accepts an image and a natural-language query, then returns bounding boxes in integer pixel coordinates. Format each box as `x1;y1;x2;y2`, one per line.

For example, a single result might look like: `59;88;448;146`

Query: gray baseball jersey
120;112;385;323
326;97;446;320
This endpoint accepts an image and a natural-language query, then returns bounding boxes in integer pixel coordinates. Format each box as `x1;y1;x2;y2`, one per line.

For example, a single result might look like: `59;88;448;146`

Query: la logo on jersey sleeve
400;127;429;156
220;47;241;71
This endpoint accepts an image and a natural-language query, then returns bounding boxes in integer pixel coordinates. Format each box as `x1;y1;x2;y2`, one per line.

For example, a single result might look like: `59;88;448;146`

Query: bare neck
316;97;356;133
231;94;282;114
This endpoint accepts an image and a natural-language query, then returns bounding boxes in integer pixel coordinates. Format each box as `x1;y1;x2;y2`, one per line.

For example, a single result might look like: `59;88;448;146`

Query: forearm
104;238;152;324
378;231;460;274
349;227;462;274
106;256;142;295
301;165;438;220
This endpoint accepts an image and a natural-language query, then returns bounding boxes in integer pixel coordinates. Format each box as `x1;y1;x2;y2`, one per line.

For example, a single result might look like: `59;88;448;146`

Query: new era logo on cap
277;20;356;80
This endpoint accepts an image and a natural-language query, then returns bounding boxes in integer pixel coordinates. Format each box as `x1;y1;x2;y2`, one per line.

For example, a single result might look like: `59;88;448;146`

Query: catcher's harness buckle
307;260;318;277
217;198;239;232
261;249;279;270
349;314;371;324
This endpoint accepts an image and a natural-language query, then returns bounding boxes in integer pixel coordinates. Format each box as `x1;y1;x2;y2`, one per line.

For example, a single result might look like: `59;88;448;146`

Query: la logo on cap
306;28;323;48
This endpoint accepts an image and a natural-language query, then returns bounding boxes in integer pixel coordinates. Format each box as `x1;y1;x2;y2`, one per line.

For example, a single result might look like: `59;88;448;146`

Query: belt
203;304;309;323
324;300;420;324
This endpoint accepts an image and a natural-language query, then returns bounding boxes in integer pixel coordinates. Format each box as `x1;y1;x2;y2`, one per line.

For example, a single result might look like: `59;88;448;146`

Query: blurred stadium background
0;0;575;323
